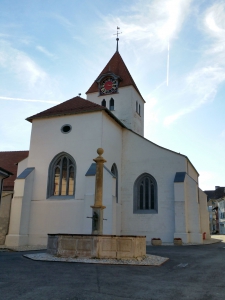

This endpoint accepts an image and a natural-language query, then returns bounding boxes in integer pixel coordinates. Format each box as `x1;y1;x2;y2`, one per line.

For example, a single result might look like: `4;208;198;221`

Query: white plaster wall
87;86;144;136
187;161;198;182
174;182;187;232
28;200;85;245
199;189;210;239
83;176;95;234
28;112;103;201
186;175;202;243
17;157;28;177
121;130;187;243
5;169;34;246
25;110;124;245
101;113;122;202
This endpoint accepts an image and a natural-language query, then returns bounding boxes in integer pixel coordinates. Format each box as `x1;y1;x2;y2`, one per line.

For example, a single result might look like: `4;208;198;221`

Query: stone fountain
47;148;146;260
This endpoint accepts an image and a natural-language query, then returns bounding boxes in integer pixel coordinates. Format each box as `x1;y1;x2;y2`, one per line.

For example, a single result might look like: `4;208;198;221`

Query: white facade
5;50;210;246
87;85;144;136
218;200;225;234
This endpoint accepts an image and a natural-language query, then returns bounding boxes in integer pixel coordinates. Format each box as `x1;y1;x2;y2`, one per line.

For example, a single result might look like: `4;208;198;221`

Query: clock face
100;77;117;95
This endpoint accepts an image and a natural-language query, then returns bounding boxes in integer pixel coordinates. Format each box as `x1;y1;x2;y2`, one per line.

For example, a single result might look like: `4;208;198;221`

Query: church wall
185;175;202;243
101;112;123;234
28;200;85;245
121;130;187;243
86;86;144;136
27;112;103;201
187;161;198;182
17;157;28;177
22;112;103;244
20;111;124;245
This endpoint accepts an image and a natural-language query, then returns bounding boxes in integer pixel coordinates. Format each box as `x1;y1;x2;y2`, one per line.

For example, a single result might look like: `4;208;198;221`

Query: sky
0;0;224;190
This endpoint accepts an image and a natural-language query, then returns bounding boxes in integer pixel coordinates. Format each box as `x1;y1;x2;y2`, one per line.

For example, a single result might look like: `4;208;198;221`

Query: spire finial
113;26;122;52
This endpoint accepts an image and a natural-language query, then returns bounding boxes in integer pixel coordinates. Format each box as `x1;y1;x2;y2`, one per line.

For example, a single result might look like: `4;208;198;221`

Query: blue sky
0;0;224;190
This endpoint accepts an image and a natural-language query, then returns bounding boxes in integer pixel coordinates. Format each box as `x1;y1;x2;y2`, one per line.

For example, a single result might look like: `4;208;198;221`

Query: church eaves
26;96;106;122
26;96;127;128
86;51;145;101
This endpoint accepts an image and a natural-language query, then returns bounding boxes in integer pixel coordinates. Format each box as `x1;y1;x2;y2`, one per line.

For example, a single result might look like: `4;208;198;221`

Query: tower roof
86;51;144;101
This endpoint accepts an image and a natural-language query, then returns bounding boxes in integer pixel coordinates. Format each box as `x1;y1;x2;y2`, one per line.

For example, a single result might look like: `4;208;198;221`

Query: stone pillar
91;148;106;235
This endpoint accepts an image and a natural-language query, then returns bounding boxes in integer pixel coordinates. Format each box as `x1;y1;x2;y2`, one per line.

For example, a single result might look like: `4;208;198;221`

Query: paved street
1;239;225;300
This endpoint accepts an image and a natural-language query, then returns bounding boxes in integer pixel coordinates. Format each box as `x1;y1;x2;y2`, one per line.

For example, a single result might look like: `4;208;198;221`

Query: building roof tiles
86;51;144;101
26;96;105;122
0;151;29;191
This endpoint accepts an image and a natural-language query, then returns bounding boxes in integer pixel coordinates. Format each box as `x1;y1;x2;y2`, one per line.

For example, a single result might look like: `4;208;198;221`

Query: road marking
177;263;188;268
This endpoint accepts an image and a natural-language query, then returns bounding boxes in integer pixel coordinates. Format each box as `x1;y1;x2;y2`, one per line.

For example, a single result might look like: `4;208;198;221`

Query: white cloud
0;96;59;104
36;45;56;58
0;40;47;87
101;0;193;52
205;2;225;36
198;170;217;190
144;95;159;123
164;1;225;126
0;40;62;100
51;13;74;30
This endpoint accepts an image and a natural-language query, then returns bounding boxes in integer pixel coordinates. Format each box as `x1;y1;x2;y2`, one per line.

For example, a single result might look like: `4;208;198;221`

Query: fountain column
91;148;106;235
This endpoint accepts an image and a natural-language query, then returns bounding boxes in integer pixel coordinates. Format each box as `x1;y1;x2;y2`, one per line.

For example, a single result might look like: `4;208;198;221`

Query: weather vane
113;26;122;52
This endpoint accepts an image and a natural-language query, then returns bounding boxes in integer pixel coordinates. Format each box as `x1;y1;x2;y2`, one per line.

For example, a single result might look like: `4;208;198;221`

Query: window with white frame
47;152;76;198
133;173;157;213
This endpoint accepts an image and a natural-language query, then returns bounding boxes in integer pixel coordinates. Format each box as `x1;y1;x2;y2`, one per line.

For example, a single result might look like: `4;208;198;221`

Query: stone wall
0;192;13;245
47;234;146;259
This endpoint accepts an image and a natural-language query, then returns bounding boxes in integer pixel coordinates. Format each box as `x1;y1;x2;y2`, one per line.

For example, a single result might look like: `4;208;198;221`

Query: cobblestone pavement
1;239;225;300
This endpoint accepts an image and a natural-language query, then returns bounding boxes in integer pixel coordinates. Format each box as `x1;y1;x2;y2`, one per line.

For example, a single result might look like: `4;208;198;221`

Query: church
4;43;210;247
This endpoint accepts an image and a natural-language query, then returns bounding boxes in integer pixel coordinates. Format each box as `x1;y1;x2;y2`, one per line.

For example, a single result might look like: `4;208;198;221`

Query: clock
100;77;117;95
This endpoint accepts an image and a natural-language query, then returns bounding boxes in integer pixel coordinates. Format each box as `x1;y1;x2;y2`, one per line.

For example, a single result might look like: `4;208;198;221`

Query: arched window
139;104;141;116
111;163;118;203
109;98;114;111
47;152;76;198
133;173;157;213
101;99;106;107
136;101;138;113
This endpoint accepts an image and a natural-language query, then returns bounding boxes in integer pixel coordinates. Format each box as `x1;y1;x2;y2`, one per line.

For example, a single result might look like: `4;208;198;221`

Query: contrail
0;96;60;104
167;40;170;86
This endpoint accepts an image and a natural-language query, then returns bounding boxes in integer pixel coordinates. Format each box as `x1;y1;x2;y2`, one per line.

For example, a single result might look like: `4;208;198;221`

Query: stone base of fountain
47;234;146;260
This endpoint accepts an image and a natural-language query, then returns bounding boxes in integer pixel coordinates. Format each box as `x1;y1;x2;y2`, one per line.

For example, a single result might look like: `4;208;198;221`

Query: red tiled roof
0;151;29;191
86;51;144;101
26;96;105;122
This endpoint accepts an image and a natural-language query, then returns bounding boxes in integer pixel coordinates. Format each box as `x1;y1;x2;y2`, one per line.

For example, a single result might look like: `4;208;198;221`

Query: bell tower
86;34;145;136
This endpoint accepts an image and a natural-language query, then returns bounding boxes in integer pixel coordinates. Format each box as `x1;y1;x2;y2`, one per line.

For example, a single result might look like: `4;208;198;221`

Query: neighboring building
0;167;13;199
0;151;29;244
205;186;225;234
0;151;29;195
0;166;13;245
3;46;210;247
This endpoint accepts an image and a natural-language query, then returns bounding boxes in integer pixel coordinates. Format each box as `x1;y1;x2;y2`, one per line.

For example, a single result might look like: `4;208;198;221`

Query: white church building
5;48;210;247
